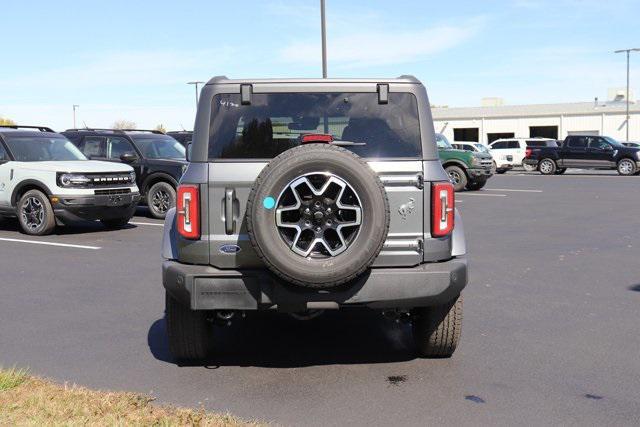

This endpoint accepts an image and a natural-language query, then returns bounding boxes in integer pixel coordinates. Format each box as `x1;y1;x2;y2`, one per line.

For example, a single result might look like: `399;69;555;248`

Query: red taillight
525;148;533;158
300;133;333;144
431;182;454;237
177;184;200;239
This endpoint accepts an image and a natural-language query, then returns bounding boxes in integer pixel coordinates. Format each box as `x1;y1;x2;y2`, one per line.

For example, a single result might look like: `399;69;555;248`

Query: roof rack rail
0;125;55;132
119;129;165;134
65;128;125;133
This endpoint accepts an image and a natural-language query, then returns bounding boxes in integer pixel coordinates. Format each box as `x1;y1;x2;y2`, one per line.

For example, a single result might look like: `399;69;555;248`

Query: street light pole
320;0;327;78
187;81;205;109
72;105;79;129
614;48;640;141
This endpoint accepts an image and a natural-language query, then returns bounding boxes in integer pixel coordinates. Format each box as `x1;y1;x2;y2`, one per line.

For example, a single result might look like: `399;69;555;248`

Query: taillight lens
432;182;454;237
525;148;532;158
177;184;200;239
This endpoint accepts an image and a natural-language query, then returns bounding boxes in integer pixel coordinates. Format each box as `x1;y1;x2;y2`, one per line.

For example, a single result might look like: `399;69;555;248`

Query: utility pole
72;105;79;128
614;48;640;141
187;81;205;109
320;0;327;78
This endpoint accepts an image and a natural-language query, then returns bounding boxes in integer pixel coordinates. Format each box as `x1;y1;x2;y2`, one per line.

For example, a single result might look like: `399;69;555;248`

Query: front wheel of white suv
412;295;463;358
17;189;56;236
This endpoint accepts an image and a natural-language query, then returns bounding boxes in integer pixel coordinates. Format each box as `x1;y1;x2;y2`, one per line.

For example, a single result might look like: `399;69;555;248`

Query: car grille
94;188;132;195
84;173;133;187
480;160;493;167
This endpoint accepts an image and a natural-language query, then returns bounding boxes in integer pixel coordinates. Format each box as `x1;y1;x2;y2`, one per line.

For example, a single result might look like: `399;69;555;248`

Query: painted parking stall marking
485;188;542;193
129;221;164;227
0;237;101;250
457;192;507;197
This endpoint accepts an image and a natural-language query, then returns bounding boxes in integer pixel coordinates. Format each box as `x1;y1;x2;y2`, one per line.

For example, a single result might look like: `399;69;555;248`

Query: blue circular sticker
263;196;276;209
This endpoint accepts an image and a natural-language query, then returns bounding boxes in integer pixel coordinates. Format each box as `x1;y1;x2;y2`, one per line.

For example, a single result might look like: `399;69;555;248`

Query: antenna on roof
180;123;186;131
82;121;88;129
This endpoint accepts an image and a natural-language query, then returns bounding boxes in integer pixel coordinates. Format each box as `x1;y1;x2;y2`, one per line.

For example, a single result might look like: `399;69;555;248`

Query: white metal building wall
433;112;640;144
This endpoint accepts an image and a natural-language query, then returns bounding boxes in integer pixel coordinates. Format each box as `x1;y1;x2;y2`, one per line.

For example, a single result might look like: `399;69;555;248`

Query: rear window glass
208;92;421;159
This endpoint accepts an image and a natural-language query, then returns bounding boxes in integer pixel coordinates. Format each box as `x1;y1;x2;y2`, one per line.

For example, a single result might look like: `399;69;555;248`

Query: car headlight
129;171;136;183
471;156;481;166
58;173;91;187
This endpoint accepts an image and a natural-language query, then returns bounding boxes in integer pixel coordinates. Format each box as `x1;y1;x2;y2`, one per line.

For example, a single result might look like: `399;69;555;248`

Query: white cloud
278;17;486;68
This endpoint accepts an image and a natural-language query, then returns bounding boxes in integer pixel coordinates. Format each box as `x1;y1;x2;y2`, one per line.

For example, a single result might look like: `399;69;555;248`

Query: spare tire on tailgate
246;143;390;289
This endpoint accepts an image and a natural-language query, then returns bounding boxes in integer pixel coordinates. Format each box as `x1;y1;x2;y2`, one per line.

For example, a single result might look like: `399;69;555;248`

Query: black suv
62;129;187;218
166;131;193;146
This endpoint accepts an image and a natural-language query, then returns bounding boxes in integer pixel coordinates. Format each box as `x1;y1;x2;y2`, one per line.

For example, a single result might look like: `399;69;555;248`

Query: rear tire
617;158;636;176
147;181;175;219
17;189;56;236
100;217;131;229
445;165;468;192
165;292;214;362
538;158;557;175
412;295;463;358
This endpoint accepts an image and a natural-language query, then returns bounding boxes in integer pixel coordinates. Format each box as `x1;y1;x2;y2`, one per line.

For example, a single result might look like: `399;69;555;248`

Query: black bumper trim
52;192;140;222
162;257;468;311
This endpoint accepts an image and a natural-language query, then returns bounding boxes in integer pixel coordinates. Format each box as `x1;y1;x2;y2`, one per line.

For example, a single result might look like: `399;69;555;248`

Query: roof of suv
64;128;164;135
206;75;421;85
0;125;60;139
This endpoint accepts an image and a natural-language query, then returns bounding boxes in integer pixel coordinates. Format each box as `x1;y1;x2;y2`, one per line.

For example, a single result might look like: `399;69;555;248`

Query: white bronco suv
0;126;140;235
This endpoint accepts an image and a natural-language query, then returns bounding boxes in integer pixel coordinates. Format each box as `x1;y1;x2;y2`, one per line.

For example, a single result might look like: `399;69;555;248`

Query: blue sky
1;0;639;130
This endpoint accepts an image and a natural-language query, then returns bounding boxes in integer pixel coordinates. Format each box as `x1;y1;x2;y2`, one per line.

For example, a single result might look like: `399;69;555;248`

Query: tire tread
246;143;390;288
165;292;213;361
413;295;463;358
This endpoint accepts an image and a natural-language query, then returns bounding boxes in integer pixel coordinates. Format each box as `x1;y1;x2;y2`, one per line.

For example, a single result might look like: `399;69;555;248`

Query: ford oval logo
219;244;241;254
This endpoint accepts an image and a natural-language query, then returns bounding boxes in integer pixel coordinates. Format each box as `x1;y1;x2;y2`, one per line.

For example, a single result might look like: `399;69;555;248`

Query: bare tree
112;119;136;130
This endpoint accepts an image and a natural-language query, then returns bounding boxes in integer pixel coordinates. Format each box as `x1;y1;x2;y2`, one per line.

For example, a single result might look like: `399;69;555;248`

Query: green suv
436;133;493;191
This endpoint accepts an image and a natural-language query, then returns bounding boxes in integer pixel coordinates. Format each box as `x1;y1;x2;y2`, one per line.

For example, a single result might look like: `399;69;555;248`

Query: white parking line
129;221;164;227
458;193;507;197
486;188;543;193
0;237;101;250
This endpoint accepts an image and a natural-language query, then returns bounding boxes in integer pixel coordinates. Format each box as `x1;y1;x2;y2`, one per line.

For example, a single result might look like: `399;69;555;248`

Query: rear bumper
522;159;538;166
162;257;468;311
52;192;140;222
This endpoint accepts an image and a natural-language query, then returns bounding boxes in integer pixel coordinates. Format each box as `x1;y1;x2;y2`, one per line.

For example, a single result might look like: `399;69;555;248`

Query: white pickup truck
0;126;140;235
488;137;557;173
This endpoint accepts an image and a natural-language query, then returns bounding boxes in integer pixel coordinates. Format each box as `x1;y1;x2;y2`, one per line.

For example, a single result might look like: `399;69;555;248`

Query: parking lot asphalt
1;172;639;426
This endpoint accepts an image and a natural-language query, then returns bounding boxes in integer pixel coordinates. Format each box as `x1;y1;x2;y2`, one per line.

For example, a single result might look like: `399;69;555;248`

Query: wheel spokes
275;173;363;258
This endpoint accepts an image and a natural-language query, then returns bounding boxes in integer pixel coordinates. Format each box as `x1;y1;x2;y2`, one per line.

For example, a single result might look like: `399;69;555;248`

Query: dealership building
431;89;640;145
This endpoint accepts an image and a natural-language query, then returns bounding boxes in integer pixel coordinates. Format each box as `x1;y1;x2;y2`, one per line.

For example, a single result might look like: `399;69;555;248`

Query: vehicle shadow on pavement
0;217;138;235
147;310;417;368
629;284;640;292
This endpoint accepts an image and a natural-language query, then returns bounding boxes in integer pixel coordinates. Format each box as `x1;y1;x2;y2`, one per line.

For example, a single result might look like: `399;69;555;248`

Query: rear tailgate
206;160;427;268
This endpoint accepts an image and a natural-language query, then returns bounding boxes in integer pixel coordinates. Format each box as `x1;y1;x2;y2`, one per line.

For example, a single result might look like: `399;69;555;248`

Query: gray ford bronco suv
162;76;468;361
